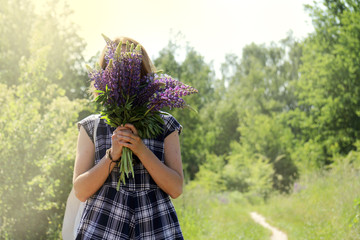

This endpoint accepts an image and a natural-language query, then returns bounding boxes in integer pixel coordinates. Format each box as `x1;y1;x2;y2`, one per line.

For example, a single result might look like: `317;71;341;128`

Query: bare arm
118;124;184;199
73;125;128;202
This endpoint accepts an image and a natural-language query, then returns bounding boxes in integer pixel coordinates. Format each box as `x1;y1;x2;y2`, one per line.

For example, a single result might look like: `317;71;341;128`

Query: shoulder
78;114;101;130
77;114;101;142
79;114;101;122
160;111;180;125
160;111;183;138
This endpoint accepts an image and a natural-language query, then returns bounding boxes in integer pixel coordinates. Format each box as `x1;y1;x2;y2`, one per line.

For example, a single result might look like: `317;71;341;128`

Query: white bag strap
72;116;100;238
93;115;100;143
62;116;100;240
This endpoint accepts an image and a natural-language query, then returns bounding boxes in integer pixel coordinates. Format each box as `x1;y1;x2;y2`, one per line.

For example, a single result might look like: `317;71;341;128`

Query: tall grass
253;163;360;239
172;188;270;239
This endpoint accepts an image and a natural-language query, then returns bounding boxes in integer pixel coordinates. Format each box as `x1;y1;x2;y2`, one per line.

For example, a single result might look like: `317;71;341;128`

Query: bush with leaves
223;141;274;201
188;153;227;192
0;45;88;239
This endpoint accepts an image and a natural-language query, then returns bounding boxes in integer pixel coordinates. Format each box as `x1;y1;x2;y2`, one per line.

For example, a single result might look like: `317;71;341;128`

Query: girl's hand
117;123;147;157
111;126;132;160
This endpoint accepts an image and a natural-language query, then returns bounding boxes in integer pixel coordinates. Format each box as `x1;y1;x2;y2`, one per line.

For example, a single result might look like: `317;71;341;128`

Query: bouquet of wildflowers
86;34;198;190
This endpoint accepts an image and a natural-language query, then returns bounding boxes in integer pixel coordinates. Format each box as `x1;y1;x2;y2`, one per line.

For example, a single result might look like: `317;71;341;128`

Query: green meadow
173;189;270;240
174;161;360;239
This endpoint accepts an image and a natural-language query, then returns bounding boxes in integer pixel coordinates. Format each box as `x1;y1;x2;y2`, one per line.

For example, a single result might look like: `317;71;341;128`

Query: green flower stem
144;100;166;117
144;105;155;117
116;146;134;190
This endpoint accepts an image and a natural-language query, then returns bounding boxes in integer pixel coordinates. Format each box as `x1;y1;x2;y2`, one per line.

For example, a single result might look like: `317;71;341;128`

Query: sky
43;0;315;76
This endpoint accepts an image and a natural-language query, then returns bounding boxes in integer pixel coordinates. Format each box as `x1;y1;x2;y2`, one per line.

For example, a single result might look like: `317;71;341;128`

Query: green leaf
185;104;198;113
149;126;155;136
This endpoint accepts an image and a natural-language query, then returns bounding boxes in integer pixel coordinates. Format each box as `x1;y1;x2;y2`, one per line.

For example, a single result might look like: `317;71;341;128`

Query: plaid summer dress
75;113;184;240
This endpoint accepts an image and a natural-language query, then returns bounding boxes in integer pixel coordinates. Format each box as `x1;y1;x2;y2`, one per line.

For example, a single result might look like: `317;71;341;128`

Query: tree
154;41;215;179
0;0;89;99
0;44;88;238
210;37;303;192
229;34;302;116
290;0;360;167
0;0;93;237
154;39;181;79
0;0;34;84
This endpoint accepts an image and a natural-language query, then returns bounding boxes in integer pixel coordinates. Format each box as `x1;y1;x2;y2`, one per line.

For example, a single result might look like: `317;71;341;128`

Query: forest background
0;0;360;239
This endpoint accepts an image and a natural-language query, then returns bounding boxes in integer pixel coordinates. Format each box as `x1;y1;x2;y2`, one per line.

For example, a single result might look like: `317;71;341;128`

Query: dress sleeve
77;115;96;143
163;113;183;138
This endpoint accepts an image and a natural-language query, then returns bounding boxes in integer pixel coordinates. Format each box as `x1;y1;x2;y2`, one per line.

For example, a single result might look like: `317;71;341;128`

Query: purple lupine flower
98;59;121;105
147;74;198;111
135;76;164;107
90;70;104;92
86;34;198;189
123;52;142;96
103;35;117;65
87;36;198;113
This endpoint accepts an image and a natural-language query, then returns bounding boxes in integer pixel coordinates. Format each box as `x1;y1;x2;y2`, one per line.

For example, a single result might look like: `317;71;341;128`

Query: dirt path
250;212;288;240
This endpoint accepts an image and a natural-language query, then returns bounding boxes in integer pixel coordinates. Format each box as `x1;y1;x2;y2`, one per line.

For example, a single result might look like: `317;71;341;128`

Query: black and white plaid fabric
75;113;184;240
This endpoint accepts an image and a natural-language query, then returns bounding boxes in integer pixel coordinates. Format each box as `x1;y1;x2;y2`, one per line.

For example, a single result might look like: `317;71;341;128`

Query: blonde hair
90;36;156;97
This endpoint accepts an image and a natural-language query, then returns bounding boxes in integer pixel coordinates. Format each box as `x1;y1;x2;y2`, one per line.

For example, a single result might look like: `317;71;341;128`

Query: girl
73;37;184;239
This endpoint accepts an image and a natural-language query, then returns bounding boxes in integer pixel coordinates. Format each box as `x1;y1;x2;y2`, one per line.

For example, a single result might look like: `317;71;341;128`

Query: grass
172;188;271;239
253;163;360;240
172;162;360;240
